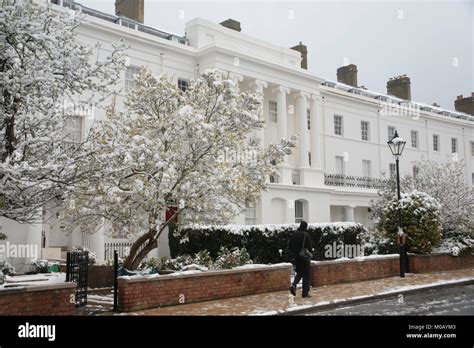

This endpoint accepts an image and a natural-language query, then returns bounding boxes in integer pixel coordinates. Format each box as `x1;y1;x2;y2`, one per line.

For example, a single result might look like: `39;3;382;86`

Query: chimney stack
220;19;241;32
337;64;358;87
115;0;144;23
291;42;308;70
387;75;411;100
454;93;474;115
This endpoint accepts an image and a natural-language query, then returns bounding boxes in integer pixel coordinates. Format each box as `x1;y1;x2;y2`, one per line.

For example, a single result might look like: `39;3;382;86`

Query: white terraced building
2;0;474;270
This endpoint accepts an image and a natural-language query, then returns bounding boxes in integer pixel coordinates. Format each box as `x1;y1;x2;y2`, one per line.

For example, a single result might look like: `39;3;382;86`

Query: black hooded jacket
289;229;312;259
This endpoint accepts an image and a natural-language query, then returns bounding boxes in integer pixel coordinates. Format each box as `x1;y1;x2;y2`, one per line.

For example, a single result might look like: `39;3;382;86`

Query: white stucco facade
1;0;473;268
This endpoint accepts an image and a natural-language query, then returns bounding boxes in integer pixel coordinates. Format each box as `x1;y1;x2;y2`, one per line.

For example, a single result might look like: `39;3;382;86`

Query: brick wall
0;283;76;316
409;253;474;273
118;264;292;312
311;255;400;287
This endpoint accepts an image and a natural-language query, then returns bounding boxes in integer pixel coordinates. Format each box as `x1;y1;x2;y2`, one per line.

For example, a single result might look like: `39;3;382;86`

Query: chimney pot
290;42;308;70
454;93;474;115
387;75;411;100
115;0;144;23
337;64;358;87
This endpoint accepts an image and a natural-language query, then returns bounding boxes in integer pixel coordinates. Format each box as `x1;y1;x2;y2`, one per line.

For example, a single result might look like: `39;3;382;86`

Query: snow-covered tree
371;159;474;238
0;0;126;222
377;190;442;254
63;68;296;269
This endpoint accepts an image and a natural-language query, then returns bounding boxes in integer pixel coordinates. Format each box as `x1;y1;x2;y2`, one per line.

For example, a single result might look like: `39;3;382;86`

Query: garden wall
118;264;292;312
0;283;76;316
311;255;400;286
409;253;474;273
310;253;474;287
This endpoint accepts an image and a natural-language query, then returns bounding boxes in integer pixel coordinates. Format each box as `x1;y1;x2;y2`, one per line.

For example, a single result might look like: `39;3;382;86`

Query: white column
345;205;355;222
297;92;310;168
310;94;322;169
275;86;290;153
274;86;292;184
89;224;105;261
252;79;268;148
229;72;243;84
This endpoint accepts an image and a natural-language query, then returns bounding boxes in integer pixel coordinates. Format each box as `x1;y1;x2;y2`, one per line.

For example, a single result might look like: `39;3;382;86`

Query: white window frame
245;202;257;225
269;101;278;123
269;159;278;183
413;165;419;177
64;115;83;144
451;138;458;154
433;134;440;152
295;200;304;223
361;121;370;141
389;163;396;176
411;130;418;148
178;78;189;92
336;156;345;175
125;65;141;92
292;169;301;185
388;126;396;141
334;115;343;136
362;160;372;178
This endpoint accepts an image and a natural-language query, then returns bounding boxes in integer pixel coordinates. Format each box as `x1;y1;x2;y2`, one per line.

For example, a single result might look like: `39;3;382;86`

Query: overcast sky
78;0;473;110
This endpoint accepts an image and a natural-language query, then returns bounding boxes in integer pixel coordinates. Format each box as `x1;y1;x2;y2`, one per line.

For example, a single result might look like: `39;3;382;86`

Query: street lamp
387;130;407;277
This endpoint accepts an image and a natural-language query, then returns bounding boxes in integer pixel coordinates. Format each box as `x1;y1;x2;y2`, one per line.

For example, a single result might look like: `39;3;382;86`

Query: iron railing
104;241;133;261
324;173;387;190
66;250;89;307
50;0;188;45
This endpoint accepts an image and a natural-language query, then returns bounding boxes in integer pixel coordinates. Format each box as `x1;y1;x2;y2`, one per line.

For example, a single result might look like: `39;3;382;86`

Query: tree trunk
130;238;158;270
122;229;159;270
122;216;178;270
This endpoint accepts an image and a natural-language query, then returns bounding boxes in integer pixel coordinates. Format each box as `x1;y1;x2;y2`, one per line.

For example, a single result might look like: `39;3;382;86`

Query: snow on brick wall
409;253;474;273
117;264;292;312
311;255;400;286
0;283;76;316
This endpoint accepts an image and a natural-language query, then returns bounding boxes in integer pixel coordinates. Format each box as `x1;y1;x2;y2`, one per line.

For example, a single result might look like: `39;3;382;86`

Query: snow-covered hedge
170;222;368;264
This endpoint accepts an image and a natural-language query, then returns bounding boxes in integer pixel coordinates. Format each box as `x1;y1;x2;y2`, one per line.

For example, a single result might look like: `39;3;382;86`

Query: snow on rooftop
321;80;474;122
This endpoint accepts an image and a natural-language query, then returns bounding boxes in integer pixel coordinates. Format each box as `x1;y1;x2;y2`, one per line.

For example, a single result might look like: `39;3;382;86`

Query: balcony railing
324;173;387;190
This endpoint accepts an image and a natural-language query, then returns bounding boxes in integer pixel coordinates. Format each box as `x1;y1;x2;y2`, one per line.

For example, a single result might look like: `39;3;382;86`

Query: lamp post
387;130;407;277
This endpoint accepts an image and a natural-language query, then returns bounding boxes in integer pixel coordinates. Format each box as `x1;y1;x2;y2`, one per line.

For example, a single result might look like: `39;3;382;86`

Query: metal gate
66;250;89;307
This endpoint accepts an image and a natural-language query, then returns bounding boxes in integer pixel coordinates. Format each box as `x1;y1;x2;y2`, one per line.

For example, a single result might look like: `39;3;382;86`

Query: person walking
288;221;312;298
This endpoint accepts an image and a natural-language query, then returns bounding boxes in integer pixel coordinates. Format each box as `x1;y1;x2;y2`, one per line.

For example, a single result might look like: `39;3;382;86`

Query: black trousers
292;256;311;296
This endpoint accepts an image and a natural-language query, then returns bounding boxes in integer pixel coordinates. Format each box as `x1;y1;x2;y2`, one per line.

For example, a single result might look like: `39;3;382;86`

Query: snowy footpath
108;268;474;316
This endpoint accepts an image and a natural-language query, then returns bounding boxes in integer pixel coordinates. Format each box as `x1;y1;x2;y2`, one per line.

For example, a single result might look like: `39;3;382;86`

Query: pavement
109;267;474;316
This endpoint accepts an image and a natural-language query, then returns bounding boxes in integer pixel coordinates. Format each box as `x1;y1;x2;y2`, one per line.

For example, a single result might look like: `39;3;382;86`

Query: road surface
307;284;474;315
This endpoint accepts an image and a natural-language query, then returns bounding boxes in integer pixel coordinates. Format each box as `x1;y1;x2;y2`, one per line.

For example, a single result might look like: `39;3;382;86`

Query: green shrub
377;190;442;254
170;222;368;263
215;247;252;269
